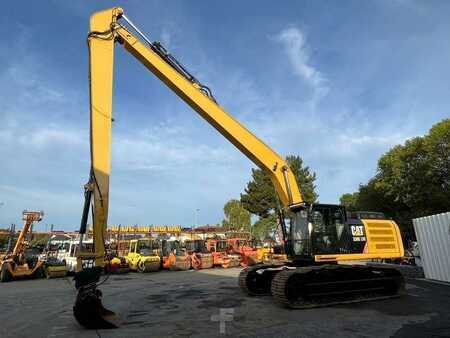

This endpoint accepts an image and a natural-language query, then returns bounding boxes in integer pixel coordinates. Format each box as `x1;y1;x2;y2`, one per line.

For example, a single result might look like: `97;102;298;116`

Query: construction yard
0;267;449;338
1;3;450;338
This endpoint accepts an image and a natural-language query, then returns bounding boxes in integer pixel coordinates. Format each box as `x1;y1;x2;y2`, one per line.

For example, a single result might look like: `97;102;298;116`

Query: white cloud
160;27;173;50
0;122;85;149
6;66;64;104
340;134;410;147
112;124;237;171
26;127;85;148
275;26;329;104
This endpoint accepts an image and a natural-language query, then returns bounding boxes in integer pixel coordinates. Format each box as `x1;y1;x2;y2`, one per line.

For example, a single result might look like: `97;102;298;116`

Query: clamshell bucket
73;267;119;329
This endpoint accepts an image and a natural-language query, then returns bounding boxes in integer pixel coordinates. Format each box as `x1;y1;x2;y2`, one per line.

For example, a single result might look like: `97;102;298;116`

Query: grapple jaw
73;267;119;329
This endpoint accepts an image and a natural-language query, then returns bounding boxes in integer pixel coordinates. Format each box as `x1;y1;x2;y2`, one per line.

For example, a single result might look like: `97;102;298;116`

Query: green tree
29;235;50;247
286;155;318;203
240;155;317;239
340;119;450;235
0;234;10;249
423;119;450;210
222;199;251;231
240;155;317;218
252;214;278;241
339;192;359;211
240;169;277;218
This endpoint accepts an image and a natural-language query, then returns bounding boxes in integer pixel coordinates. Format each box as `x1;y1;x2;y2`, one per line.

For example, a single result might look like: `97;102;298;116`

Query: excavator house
73;7;405;329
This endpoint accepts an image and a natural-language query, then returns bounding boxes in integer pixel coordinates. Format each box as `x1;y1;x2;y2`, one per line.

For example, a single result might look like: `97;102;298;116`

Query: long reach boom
74;7;405;330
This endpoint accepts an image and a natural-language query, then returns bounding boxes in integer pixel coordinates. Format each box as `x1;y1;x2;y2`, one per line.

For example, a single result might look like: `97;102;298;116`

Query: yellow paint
315;219;404;262
82;8;122;266
125;239;160;272
109;225;182;233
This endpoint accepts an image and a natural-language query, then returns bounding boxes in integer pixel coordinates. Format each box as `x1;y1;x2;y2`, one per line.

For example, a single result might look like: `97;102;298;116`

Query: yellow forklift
1;211;45;282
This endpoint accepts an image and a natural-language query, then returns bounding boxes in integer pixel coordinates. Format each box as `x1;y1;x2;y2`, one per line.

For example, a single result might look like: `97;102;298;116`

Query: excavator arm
81;7;303;264
74;7;304;329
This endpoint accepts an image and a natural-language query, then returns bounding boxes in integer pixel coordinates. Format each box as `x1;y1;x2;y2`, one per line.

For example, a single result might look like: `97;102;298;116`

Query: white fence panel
413;212;450;282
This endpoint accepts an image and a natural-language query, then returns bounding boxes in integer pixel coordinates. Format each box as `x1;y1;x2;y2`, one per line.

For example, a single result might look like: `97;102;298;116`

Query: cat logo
351;225;366;242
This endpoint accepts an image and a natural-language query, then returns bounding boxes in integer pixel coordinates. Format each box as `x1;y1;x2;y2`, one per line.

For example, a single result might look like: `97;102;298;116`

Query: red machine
206;239;240;268
227;238;259;267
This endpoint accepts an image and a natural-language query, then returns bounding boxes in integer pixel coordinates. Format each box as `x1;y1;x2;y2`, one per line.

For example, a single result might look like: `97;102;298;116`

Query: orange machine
161;239;190;271
184;239;214;270
206;238;240;268
0;211;44;282
227;238;259;267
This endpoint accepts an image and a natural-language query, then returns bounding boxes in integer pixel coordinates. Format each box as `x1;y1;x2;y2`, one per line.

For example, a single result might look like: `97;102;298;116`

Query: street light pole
195;208;200;228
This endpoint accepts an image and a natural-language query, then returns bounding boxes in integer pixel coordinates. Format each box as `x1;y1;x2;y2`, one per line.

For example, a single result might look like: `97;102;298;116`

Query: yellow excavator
73;7;405;329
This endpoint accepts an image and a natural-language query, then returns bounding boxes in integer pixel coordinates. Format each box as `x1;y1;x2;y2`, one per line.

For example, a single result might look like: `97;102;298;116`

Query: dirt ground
0;267;449;338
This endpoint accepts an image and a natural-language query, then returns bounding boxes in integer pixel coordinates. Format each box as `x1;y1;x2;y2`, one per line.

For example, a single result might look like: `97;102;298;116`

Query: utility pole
6;223;15;254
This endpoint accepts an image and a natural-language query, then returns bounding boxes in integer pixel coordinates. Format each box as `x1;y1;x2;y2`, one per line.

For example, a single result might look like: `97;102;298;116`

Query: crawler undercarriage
239;264;404;308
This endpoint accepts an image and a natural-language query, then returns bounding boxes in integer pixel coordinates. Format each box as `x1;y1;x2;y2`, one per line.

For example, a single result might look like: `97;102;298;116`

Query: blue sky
0;1;449;231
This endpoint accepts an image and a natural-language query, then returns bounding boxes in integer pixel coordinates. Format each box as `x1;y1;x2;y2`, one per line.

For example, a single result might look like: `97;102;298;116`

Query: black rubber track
239;264;279;296
271;265;405;309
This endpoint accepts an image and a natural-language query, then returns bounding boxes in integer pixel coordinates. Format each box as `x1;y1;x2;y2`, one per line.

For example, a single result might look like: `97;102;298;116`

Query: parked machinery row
105;236;283;273
0;224;284;283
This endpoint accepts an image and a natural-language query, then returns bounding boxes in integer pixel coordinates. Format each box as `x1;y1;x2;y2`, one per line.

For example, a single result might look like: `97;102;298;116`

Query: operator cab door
289;204;358;258
310;205;372;256
128;241;139;267
289;204;369;258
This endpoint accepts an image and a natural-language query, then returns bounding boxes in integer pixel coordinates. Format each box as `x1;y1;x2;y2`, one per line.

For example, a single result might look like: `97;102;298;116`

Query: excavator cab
288;204;347;261
288;204;403;262
215;240;229;252
161;239;183;256
185;239;208;254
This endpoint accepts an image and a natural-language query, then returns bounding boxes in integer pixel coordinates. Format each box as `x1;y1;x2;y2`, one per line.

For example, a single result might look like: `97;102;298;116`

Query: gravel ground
0;267;448;338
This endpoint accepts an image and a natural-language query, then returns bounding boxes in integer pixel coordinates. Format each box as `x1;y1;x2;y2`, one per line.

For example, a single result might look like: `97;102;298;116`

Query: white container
413;212;450;282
